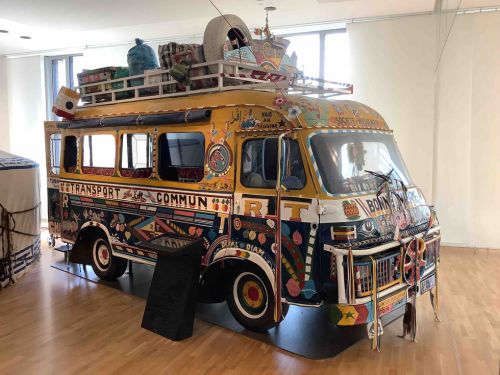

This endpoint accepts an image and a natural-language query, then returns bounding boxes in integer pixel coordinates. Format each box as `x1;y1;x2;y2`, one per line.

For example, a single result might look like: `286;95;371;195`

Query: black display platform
51;260;404;359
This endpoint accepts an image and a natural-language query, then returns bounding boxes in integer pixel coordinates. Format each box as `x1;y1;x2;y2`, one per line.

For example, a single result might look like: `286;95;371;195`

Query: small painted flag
331;225;357;241
52;86;80;119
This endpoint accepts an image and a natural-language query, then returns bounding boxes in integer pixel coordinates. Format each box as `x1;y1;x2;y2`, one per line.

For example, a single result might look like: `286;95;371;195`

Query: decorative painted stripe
303;226;317;282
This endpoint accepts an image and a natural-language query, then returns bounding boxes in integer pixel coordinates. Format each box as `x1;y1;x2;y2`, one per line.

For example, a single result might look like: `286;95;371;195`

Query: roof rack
76;60;353;108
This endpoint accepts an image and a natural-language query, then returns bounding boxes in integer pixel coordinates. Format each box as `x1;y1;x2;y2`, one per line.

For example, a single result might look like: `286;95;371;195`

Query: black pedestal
141;253;202;341
139;235;205;341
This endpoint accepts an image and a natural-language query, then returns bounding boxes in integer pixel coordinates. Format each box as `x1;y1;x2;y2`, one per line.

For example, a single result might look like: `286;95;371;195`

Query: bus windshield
309;131;413;195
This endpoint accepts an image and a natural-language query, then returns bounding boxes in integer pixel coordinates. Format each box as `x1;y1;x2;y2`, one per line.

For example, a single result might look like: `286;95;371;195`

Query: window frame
157;131;206;184
62;135;78;174
49;133;62;175
240;136;307;191
81;133;117;175
118;132;153;179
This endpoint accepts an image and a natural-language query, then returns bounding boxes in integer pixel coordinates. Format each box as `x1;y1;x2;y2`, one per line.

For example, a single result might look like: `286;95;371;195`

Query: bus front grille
353;251;401;297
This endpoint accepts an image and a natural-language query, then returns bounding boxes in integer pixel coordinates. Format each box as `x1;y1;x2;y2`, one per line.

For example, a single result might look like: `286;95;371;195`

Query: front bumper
323;226;440;305
325;226;441;326
329;265;436;326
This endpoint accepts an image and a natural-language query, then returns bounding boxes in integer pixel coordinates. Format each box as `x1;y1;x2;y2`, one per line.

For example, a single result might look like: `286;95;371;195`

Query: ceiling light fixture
20;35;31;39
0;30;9;33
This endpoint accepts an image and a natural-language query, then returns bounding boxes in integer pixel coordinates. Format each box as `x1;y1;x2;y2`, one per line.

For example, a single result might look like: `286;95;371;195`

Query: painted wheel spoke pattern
403;238;427;285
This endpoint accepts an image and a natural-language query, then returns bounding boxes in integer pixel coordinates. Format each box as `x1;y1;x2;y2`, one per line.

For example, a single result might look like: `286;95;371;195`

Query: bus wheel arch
200;250;288;331
69;222;126;279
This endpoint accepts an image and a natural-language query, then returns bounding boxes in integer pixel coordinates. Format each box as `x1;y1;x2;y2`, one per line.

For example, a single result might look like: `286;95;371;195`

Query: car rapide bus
44;60;441;335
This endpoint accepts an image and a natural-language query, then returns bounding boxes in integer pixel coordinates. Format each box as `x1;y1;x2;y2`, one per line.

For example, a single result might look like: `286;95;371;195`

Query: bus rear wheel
90;236;127;281
227;266;288;332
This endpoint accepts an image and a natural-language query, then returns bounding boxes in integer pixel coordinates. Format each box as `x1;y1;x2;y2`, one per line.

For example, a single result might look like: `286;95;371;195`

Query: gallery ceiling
0;0;497;56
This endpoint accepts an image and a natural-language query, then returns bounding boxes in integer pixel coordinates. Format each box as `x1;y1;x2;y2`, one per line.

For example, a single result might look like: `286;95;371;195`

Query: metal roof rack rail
76;60;353;108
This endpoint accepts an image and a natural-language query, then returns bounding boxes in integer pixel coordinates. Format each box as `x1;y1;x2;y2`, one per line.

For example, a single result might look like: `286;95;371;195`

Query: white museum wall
1;12;498;248
5;56;47;219
347;15;437;203
435;12;500;249
0;57;9;151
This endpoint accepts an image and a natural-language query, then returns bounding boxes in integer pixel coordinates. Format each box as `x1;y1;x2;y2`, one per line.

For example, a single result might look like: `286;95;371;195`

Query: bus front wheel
227;265;288;332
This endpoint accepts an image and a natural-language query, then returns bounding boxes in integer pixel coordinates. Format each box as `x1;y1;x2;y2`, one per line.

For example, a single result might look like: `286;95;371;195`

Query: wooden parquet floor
0;245;499;375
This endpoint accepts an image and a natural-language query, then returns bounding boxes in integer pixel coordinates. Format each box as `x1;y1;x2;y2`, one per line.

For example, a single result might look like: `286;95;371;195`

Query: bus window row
55;132;306;189
61;132;205;183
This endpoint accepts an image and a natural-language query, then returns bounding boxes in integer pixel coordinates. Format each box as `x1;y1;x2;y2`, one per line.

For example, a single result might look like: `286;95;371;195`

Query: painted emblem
343;200;360;220
403;238;427;285
205;142;232;177
241;109;261;128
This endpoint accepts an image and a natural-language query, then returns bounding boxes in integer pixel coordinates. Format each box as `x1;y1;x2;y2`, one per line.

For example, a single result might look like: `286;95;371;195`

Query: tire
203;14;253;74
227;265;288;332
47;234;55;248
90;236;127;281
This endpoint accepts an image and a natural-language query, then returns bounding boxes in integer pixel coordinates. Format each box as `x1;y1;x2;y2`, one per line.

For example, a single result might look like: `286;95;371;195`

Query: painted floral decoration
273;97;286;107
286;105;302;120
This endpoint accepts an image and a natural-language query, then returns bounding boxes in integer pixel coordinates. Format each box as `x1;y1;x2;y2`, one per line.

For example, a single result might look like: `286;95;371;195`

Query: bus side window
120;133;152;179
82;134;116;176
63;136;77;173
50;133;62;175
158;132;205;183
241;138;306;190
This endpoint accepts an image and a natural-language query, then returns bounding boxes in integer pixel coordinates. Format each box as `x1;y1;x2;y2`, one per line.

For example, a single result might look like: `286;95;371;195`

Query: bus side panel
60;186;232;264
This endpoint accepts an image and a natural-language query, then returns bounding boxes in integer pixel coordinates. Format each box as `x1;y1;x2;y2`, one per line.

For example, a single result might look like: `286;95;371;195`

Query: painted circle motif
242;280;264;309
206;142;232;177
233;217;242;230
234;272;267;318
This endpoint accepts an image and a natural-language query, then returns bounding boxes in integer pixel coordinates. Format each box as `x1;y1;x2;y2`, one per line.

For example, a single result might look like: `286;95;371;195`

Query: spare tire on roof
203;14;252;74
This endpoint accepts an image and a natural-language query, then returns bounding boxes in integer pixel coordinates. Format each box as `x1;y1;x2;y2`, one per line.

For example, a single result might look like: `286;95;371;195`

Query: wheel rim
233;272;268;319
93;239;111;272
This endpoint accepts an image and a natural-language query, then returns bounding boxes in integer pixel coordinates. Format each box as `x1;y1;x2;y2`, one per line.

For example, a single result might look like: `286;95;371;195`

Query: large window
82;134;116;176
158;132;205;182
284;29;350;85
120;133;152;178
324;32;351;83
241;138;306;190
45;54;83;121
286;34;320;78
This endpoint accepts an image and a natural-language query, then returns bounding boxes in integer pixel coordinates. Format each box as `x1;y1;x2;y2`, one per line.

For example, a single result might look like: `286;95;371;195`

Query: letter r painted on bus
244;200;262;217
244;199;268;217
62;194;69;208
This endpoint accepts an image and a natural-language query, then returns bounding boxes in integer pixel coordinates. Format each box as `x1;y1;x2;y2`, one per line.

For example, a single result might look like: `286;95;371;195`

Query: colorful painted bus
44;62;440;334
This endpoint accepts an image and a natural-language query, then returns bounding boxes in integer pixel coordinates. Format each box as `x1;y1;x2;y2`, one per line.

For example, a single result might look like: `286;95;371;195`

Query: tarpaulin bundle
0;151;41;288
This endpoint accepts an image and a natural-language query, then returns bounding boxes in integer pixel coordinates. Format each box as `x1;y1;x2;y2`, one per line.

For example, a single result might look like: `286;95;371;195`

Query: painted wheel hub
242;280;264;308
97;244;110;267
234;272;268;319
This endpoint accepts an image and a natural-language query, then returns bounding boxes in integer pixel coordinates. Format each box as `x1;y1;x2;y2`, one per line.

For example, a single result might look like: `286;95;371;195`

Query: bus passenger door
234;134;282;320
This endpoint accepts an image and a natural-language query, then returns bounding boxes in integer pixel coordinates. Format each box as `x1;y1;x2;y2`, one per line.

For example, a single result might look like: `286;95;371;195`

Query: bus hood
318;187;433;248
